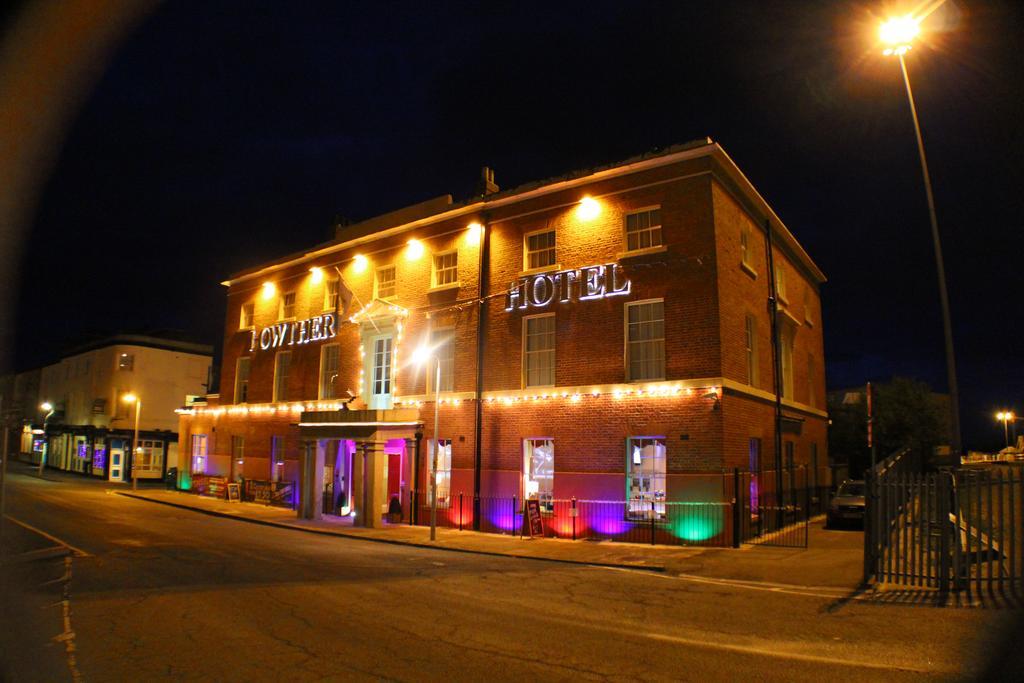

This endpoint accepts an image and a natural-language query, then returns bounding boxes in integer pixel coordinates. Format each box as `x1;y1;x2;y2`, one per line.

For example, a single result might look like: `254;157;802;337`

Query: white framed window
231;435;245;478
626;299;665;381
524;229;556;270
624;206;663;252
319;344;340;399
429;439;452;508
135;439;164;475
428;327;455;393
523;314;555;387
780;324;794;400
740;225;756;272
324;279;340;312
627;437;666;518
274;351;292;402
803;287;815;326
235;357;251;403
279;291;296;320
118;353;134;371
774;265;787;303
432;250;458;287
523;438;554;511
375;265;396;299
240;302;254;329
807;352;816;408
745;314;759;387
371;337;392;398
191;434;208;474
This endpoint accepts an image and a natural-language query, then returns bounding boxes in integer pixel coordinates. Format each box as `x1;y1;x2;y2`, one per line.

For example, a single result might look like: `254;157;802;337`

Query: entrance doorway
109;439;125;482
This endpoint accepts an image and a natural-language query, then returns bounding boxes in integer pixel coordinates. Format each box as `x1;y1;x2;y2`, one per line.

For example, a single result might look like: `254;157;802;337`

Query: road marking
3;515;92;557
594;565;876;601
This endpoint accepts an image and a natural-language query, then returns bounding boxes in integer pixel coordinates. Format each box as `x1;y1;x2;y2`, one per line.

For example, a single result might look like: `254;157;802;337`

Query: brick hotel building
178;139;827;538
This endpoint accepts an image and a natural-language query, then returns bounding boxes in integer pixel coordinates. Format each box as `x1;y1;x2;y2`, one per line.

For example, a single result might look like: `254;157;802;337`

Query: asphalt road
1;469;1020;682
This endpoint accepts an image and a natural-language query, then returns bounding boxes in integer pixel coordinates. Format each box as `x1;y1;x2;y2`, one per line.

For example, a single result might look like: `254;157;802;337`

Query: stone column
298;440;325;520
364;440;387;529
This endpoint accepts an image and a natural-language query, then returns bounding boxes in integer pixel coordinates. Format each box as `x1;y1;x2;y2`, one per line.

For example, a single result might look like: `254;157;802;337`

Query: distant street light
38;402;55;476
996;411;1016;449
122;393;142;491
879;13;962;460
412;343;441;542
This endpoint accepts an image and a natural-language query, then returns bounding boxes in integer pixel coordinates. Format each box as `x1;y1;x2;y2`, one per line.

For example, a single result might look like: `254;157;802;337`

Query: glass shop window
429;439;452;508
191;434;208;474
523;438;554;511
627;437;666;518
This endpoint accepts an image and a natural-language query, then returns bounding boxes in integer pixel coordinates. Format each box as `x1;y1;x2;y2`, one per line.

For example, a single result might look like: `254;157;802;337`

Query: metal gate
737;467;811;548
864;448;1024;593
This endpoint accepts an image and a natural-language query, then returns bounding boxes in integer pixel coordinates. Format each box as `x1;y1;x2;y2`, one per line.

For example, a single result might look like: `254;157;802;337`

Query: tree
874;377;948;468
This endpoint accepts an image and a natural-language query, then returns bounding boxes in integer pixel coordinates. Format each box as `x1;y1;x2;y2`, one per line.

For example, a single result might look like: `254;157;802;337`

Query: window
524;229;556;270
740;225;755;271
626;300;665;381
780;324;794;400
749;438;761;513
372;337;392;397
231;436;245;478
191;434;208;474
429;328;455;393
135;439;163;475
745;314;759;387
235;357;251;403
271;436;284;482
240;302;254;329
279;291;296;320
319;344;340;399
429;439;452;508
627;437;666;518
523;314;555;387
274;351;291;402
523;438;554;511
774;265;787;303
807;353;816;408
324;279;340;312
625;207;663;252
432;250;458;287
375;265;396;299
803;287;814;325
118;353;134;371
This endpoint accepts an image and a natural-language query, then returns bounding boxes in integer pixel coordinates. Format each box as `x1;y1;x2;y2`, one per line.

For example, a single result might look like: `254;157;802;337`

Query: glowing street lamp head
261;281;276;300
352;253;368;273
466;222;483;246
880;15;919;55
411;344;432;368
309;266;324;284
122;393;138;404
40;402;53;412
577;196;600;220
406;239;425;260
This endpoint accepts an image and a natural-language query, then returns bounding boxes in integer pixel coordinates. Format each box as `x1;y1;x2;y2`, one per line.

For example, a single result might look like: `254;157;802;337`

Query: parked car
826;480;866;529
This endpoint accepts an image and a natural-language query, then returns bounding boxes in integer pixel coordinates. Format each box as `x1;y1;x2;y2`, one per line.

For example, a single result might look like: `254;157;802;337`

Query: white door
367;335;393;409
109;446;125;482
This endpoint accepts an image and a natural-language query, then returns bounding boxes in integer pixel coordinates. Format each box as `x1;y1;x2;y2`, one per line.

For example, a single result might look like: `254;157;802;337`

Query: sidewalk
117;488;865;589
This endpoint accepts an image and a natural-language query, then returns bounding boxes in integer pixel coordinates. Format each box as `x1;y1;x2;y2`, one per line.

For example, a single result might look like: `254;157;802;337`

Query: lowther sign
249;313;338;352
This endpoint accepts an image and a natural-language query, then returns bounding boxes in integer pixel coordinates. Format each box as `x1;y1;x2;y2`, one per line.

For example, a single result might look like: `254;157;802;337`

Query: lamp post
37;401;54;476
879;14;962;460
122;393;142;491
412;343;441;541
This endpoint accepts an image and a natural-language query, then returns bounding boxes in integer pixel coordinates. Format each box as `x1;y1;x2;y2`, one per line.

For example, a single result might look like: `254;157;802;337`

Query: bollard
650;499;656;545
459;492;464;531
571;497;577;541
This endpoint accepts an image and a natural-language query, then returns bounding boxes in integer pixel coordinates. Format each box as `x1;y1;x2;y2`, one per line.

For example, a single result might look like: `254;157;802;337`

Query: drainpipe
413;429;422;525
764;219;784;512
472;213;491;530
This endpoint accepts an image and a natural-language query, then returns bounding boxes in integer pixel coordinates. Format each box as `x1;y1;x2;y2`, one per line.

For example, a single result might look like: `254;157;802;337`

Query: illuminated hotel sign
506;263;631;311
250;313;338;351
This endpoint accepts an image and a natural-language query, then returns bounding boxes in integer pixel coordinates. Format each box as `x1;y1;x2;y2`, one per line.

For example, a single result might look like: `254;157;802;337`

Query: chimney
477;166;499;196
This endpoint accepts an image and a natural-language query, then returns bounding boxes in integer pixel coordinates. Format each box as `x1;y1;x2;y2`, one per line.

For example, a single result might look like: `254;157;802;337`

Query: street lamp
996;411;1016;449
122;393;142;491
37;401;55;475
412;342;441;541
879;13;962;460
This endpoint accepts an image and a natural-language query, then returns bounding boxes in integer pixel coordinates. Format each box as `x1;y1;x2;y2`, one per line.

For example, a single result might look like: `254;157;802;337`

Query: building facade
179;140;828;534
25;335;212;481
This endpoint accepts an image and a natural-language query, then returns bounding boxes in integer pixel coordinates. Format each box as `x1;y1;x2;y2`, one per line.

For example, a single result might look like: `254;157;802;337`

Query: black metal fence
864;448;1024;593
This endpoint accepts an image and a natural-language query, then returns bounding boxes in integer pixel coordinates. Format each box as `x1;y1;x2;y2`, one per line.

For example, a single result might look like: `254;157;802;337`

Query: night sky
10;1;1023;450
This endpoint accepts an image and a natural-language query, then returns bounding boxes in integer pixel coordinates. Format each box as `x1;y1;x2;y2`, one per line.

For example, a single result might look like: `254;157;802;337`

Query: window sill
518;264;561;278
778;306;803;327
616;245;667;261
625;377;667;384
740;261;758;280
428;281;461;294
238;326;255;333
